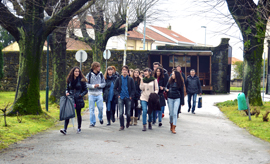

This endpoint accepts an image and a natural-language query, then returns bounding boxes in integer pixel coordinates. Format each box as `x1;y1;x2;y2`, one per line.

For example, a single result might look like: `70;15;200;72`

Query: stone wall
0;50;149;91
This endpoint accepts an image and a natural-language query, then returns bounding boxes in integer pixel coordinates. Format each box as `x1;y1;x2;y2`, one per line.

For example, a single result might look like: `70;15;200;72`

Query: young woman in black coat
165;71;184;134
60;67;88;135
130;69;141;125
103;66;118;125
153;67;166;127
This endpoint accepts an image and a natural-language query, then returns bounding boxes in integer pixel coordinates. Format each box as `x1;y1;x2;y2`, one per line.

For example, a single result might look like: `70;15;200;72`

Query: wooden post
173;55;175;68
197;55;199;77
210;55;212;86
148;55;151;68
185;55;187;76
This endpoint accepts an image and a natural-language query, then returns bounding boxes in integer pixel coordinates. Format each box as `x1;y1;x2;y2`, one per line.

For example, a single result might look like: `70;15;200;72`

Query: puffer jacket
185;75;202;94
103;74;117;102
166;82;184;105
66;77;88;108
86;69;106;96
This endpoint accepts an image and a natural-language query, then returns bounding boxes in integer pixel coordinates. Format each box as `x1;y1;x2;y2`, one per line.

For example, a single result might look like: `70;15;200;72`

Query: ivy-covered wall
0;50;149;91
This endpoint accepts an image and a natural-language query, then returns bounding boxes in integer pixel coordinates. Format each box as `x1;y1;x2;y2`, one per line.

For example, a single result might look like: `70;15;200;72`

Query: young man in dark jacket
113;65;136;131
185;69;202;114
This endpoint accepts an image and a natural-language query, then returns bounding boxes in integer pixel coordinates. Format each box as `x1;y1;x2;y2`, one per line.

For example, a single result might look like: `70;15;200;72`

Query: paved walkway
1;93;270;164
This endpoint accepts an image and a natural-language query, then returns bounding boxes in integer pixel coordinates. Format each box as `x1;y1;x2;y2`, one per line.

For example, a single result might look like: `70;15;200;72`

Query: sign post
75;50;87;70
103;49;111;70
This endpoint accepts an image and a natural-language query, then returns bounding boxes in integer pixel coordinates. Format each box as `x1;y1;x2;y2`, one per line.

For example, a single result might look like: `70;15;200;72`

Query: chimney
167;24;171;30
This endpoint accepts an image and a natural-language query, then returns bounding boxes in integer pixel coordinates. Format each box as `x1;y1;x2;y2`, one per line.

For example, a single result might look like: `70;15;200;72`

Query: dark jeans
131;99;139;117
188;93;197;112
64;107;82;130
106;99;116;122
118;97;131;127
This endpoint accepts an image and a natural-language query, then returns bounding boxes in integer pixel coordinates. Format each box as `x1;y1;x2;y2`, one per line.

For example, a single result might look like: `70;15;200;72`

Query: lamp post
201;26;206;46
123;6;129;66
44;16;51;112
143;0;146;50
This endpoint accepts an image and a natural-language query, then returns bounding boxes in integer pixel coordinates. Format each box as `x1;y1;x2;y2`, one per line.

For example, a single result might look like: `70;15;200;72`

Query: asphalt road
1;93;270;164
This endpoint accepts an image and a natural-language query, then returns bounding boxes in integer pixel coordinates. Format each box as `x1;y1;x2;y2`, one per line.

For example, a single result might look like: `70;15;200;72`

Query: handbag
163;91;168;100
198;96;202;108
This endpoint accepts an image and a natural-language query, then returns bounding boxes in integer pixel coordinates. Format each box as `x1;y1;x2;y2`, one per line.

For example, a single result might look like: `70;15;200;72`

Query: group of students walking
60;61;202;135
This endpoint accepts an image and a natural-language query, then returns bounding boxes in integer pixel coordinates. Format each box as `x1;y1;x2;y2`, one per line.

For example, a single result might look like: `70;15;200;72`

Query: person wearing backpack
60;67;88;135
86;62;106;127
103;66;117;125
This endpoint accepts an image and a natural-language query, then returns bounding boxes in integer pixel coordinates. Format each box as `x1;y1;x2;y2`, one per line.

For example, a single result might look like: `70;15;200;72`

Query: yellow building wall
127;39;152;50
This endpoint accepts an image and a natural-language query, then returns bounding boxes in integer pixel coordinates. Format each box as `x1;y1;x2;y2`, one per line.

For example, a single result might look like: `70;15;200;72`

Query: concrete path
1;93;270;164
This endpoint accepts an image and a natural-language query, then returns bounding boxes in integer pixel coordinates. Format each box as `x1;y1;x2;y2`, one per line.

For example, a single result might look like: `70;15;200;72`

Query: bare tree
46;1;95;103
0;0;96;115
187;0;270;105
70;0;162;71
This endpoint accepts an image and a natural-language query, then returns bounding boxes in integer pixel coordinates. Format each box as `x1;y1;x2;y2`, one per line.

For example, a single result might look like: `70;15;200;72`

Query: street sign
103;50;111;69
75;50;87;70
103;49;111;60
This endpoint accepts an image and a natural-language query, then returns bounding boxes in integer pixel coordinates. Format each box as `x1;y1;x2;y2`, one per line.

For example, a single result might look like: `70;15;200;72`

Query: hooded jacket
85;69;106;96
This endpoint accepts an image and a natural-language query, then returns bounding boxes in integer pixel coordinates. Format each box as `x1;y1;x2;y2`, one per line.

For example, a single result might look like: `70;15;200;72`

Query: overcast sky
150;0;261;61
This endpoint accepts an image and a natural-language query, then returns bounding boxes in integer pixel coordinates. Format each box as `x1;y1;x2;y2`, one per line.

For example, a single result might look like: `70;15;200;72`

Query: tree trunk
242;38;263;106
49;25;68;103
92;33;106;73
10;33;45;115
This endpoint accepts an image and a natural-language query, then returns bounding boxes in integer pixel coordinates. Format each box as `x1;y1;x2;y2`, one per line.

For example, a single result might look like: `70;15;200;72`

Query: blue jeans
141;100;153;125
118;98;131;127
89;94;103;125
153;106;164;123
188;93;197;112
168;98;180;126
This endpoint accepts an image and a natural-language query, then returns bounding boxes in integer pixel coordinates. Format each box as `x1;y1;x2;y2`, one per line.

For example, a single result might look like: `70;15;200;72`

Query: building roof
3;38;91;52
143;27;175;43
127;28;153;41
150;25;195;44
231;57;242;64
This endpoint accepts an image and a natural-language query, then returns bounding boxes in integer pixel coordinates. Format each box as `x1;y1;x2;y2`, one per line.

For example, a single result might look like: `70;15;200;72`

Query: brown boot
134;117;138;125
170;123;173;131
172;125;176;134
130;116;133;126
142;125;147;131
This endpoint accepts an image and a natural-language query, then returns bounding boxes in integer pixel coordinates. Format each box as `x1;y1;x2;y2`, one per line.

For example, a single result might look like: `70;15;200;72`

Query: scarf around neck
143;76;156;83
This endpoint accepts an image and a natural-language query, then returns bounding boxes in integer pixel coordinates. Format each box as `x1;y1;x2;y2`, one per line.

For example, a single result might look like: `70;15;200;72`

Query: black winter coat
113;76;136;99
134;80;141;100
166;82;184;105
103;74;117;103
66;77;88;109
157;77;166;107
185;75;202;94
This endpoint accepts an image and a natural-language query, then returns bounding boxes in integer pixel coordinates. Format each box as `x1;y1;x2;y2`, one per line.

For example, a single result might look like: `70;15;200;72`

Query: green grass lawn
0;91;89;150
217;100;270;143
230;87;264;91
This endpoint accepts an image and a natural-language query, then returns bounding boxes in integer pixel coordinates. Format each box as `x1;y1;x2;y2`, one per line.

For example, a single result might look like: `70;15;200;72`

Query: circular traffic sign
103;49;111;60
75;50;87;62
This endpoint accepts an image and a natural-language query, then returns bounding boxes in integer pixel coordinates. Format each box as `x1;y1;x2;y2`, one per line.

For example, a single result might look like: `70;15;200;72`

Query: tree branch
9;0;24;16
0;2;22;41
44;0;96;37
